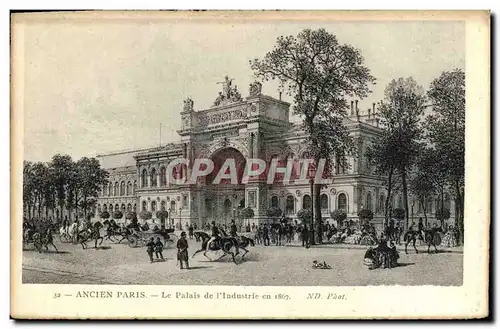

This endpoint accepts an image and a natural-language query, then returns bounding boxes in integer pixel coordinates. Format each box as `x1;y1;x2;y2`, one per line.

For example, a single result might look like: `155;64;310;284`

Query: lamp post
179;206;183;231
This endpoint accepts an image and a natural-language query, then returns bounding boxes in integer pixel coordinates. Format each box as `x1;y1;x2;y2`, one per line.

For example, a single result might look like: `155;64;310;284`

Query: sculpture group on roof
213;75;243;106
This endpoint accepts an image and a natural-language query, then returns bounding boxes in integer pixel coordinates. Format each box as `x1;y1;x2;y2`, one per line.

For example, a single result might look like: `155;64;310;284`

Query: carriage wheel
128;236;138;248
168;234;178;246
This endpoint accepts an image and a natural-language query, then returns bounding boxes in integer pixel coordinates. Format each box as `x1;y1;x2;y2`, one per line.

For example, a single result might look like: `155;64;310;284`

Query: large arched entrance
201;147;246;227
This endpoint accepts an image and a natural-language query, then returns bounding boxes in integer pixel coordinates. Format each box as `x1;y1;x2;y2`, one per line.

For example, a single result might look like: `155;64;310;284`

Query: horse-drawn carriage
127;228;178;248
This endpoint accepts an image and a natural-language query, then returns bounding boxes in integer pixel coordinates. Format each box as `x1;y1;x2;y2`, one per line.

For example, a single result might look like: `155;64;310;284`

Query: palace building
96;77;456;229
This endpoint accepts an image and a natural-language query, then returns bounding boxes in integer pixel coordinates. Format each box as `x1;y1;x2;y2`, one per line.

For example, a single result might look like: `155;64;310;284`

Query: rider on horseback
418;218;426;242
230;220;238;237
207;221;220;248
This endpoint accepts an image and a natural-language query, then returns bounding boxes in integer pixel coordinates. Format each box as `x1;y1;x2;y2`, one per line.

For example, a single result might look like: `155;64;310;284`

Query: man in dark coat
154;236;164;260
188;224;194;239
301;223;310;248
207;221;220;249
230;220;238;237
262;223;270;246
177;231;189;269
146;237;155;263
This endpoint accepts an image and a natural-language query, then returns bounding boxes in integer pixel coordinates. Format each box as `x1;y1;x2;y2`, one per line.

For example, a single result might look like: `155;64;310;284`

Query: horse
32;227;59;253
219;228;255;259
102;219;126;242
404;227;443;254
191;231;240;264
23;222;36;248
77;222;104;249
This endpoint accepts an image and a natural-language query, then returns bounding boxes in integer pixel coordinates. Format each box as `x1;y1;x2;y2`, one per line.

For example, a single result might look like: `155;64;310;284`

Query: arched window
286;195;295;215
103;204;107;212
133;204;137;212
127;204;132;212
151;168;157;187
133;181;137;193
151;201;157;212
161;200;166;211
141;169;147;188
271;195;279;208
120;181;125;196
320;194;328;210
108;184;113;196
338;193;347;211
303;195;312;209
126;182;132;195
97;204;102;213
444;193;451;211
121;204;126;212
114;204;119;212
170;201;177;214
142;201;147;212
109;204;113;212
102;184;107;196
114;182;119;196
160;167;167;186
366;192;373;211
379;194;385;214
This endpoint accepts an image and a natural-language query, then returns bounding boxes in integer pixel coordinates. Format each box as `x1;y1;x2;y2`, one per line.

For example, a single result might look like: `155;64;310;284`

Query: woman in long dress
442;225;459;247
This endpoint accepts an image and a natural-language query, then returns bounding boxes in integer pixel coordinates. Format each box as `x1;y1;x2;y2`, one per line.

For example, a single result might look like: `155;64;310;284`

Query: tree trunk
383;167;394;228
314;183;322;243
401;169;409;231
421;199;428;227
454;180;464;244
37;194;42;219
83;195;87;221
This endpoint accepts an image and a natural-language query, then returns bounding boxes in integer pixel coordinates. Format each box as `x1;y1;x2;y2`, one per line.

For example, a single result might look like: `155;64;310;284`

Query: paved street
23;237;463;286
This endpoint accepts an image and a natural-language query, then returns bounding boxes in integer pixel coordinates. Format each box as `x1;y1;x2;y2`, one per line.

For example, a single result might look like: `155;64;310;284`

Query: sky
19;15;465;163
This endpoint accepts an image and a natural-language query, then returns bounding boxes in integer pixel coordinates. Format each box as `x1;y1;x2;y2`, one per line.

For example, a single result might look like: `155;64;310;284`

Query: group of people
145;231;190;269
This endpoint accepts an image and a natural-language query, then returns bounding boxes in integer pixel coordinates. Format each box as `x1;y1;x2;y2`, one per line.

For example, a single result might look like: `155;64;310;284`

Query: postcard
11;10;490;319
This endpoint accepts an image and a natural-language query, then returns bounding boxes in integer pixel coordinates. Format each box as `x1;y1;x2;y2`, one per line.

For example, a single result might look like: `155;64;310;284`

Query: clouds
21;18;465;162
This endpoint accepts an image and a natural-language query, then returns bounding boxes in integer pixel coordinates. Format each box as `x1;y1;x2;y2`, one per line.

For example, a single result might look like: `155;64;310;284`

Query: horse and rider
404;221;443;254
192;220;255;263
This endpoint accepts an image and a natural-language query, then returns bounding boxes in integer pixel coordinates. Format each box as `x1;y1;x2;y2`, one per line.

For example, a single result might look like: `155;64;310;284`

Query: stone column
248;133;254;158
357;138;364;174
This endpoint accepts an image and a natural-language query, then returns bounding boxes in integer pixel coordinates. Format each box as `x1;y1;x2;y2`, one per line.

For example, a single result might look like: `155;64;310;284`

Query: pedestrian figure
230;220;238;237
154;236;164;260
188;224;194;239
177;231;189;269
301;223;310;248
263;223;270;246
146;237;155;263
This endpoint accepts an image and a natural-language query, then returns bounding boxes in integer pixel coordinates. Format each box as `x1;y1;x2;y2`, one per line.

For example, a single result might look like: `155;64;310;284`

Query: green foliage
113;211;123;219
392;208;406;220
125;211;137;220
100;211;110;219
240;207;255;219
139;210;152;220
297;209;312;223
330;209;347;223
266;206;282;219
357;209;374;220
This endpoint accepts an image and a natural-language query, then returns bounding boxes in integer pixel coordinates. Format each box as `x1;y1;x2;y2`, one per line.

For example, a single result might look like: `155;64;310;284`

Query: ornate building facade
96;78;456;229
